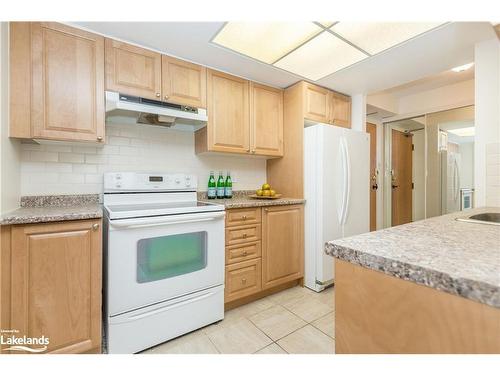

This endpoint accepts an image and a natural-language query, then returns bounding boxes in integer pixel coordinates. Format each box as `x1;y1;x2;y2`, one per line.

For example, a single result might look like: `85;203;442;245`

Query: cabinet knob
242;251;248;256
241;278;247;284
97;136;103;141
164;95;169;100
242;215;247;220
251;150;256;154
156;92;161;98
242;233;248;239
92;223;100;231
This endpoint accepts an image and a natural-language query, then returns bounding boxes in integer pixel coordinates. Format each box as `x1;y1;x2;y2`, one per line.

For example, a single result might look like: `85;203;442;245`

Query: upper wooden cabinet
330;92;352;128
197;69;250;154
3;219;102;354
196;70;284;157
105;39;162;100
302;82;351;128
303;82;331;123
251;83;284;157
162;55;207;108
10;22;105;143
262;205;304;290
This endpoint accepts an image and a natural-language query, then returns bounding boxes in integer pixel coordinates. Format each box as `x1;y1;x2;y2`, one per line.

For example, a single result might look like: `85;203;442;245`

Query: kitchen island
326;207;500;354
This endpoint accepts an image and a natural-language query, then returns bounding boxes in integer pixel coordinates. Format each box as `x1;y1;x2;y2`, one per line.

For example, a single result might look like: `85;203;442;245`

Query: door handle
392;184;399;189
371;183;378;191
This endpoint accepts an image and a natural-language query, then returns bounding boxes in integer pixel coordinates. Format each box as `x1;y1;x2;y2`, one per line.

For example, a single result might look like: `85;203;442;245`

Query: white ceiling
73;21;496;95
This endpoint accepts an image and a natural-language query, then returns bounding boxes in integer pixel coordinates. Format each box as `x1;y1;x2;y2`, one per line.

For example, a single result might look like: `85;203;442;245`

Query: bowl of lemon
249;183;282;199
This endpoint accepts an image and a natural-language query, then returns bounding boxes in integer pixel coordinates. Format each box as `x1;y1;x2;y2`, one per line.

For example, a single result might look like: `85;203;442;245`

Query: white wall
0;22;21;214
412;129;425;221
20;122;267;196
474;38;500;207
459;141;474;189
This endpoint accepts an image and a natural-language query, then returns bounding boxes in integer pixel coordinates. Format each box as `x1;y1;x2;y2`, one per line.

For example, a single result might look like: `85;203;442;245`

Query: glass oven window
137;231;207;283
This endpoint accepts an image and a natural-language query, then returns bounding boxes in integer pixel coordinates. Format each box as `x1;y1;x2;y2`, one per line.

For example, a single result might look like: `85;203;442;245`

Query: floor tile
249;305;307;341
255;343;287;354
282;293;333;323
277;325;335;354
311;312;335;338
206;318;272;354
267;286;312;305
312;286;335;310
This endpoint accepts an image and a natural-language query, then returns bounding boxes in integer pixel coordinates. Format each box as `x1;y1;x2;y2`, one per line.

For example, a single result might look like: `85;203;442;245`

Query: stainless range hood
105;91;207;131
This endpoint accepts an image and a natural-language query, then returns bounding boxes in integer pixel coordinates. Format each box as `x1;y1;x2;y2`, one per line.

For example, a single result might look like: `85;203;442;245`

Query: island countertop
325;207;500;308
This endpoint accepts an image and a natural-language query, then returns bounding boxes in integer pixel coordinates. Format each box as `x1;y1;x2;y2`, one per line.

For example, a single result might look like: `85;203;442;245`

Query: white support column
474;38;500;208
351;94;367;132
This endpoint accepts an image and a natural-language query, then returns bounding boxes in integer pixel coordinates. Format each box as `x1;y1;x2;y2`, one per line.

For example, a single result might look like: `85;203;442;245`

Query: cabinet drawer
226;241;261;265
225;224;261;246
225;258;262;303
226;208;261;227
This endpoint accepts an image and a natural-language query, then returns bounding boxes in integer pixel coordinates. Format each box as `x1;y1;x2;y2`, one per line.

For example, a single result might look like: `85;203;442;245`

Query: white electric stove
103;172;225;354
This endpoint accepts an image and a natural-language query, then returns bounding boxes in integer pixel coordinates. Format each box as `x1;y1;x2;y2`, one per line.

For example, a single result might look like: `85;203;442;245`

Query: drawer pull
241;278;247;284
242;215;247;220
242;250;248;256
242;233;248;239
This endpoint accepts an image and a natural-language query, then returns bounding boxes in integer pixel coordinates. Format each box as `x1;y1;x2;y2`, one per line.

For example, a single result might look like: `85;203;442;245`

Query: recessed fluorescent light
448;127;475;137
274;32;368;81
330;22;444;55
451;63;474;72
212;22;322;64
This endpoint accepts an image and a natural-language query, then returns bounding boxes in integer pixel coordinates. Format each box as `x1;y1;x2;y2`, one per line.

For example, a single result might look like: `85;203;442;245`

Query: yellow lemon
256;189;263;196
262;183;271;190
262;190;271;197
270;189;276;197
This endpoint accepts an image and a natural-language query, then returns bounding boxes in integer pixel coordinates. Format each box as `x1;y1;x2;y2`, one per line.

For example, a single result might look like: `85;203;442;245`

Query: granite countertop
198;190;305;209
326;207;500;308
0;194;103;225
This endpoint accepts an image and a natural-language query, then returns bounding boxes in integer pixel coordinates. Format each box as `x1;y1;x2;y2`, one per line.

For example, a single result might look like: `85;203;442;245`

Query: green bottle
216;171;225;199
225;171;233;198
207;171;216;199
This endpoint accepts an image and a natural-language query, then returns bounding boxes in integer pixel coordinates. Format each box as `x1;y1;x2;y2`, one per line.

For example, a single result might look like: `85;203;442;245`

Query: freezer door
342;129;370;237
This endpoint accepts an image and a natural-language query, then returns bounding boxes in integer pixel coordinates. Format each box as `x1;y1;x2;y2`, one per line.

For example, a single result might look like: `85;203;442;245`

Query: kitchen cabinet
105;39;162;100
161;55;207;108
195;71;284;157
302;82;351;128
1;220;102;354
10;22;105;143
303;82;331;123
223;205;304;306
262;205;304;289
251;83;284;156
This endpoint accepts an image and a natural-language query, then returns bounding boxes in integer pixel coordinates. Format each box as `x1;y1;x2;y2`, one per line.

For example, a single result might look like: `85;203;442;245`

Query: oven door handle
109;211;225;229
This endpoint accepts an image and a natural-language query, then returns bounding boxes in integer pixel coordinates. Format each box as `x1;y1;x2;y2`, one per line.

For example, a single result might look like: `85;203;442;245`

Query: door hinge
412;182;414;189
412;144;415;151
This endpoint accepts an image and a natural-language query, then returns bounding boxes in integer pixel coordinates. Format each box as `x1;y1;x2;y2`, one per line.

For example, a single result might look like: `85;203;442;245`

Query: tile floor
141;285;335;354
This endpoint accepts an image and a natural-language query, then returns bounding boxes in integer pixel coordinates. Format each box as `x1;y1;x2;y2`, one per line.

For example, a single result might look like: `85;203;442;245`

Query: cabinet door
225;258;262;303
251;83;284;157
162;55;206;108
105;38;161;100
303;82;330;123
330;92;351;128
207;69;250;153
31;23;105;142
262;205;304;289
10;220;102;354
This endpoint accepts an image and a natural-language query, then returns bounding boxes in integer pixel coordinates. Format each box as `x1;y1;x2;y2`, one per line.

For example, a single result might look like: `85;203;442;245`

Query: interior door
391;129;413;226
366;123;377;231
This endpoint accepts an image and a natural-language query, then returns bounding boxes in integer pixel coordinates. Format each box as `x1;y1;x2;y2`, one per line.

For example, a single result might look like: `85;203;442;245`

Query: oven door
106;210;225;316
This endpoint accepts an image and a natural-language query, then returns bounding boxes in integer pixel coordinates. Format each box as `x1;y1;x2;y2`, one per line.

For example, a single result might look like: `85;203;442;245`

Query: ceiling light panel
330;22;444;55
212;22;322;64
274;31;368;81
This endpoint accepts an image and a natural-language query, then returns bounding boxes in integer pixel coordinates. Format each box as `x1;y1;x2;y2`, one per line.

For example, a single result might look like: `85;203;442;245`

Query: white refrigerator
304;123;370;292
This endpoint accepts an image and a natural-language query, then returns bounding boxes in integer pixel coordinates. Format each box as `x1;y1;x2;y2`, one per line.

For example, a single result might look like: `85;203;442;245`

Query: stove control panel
104;172;198;192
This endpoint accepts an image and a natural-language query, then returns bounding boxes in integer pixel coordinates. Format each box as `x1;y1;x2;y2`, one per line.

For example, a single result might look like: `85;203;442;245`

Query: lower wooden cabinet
224;205;304;305
262;205;304;289
1;219;102;354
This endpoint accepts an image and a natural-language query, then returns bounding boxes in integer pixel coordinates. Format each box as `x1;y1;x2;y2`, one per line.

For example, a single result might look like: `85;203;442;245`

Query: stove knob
175;179;180;184
186;181;191;187
185;176;191;180
116;183;122;188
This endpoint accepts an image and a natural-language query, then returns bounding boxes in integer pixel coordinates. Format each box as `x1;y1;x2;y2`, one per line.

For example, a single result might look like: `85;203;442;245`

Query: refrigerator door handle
342;136;351;226
337;139;346;224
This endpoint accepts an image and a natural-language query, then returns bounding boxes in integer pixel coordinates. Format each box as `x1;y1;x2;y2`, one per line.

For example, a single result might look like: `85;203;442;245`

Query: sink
456;212;500;226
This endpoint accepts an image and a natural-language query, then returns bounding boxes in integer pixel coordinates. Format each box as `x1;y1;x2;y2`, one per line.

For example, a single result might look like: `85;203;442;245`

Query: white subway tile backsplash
20;122;266;196
58;153;85;163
